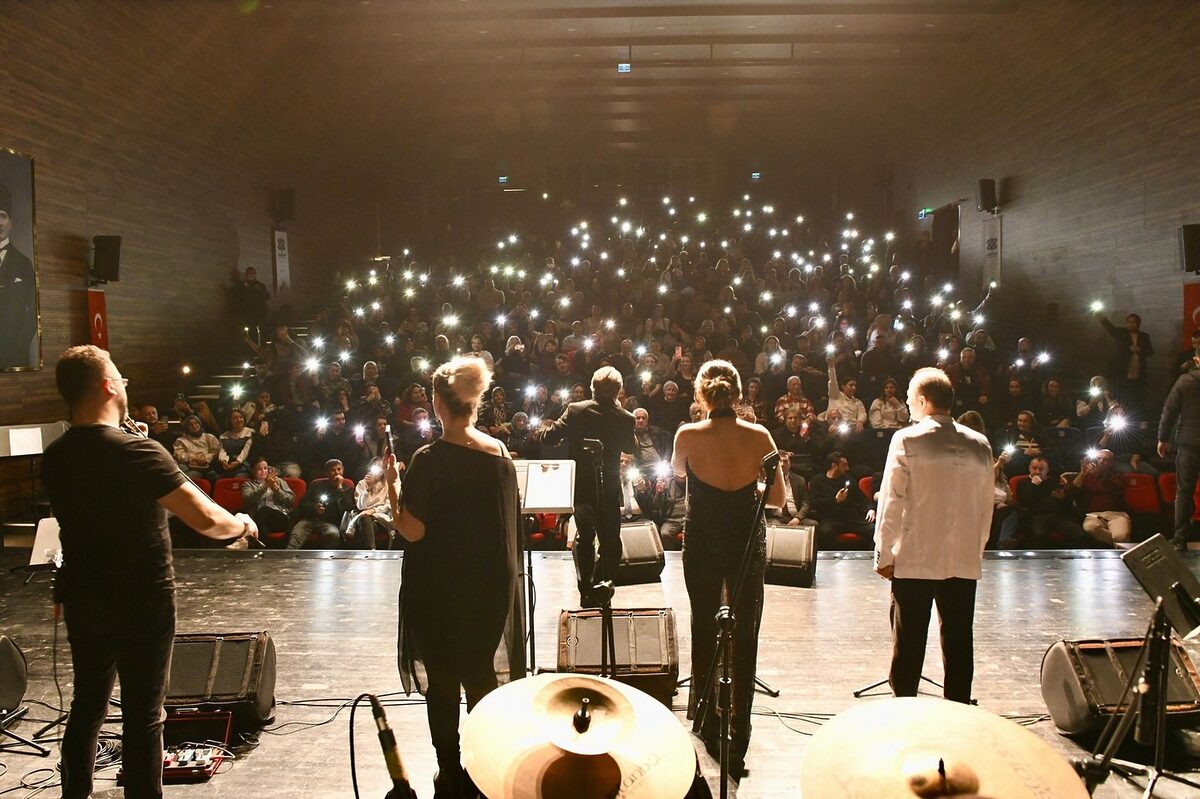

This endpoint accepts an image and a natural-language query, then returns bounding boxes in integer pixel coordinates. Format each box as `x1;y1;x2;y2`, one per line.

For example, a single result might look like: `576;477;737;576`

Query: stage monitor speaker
92;236;122;282
274;188;294;223
165;631;276;731
0;635;27;712
616;520;665;585
765;523;817;588
1040;637;1200;736
1181;224;1200;273
557;608;678;706
977;178;998;213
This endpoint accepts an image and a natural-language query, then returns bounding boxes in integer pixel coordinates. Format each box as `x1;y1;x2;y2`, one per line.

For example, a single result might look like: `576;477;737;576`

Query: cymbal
801;697;1088;798
462;672;696;799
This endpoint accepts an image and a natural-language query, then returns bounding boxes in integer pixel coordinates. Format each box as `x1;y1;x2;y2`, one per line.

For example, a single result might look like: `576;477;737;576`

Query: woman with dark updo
671;359;785;779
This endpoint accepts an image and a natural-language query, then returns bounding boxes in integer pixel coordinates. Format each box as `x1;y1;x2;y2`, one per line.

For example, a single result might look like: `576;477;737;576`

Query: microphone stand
691;451;779;797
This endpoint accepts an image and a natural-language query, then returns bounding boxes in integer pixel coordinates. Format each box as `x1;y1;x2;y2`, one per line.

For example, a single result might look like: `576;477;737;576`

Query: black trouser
61;593;175;799
683;538;765;762
1175;444;1200;544
889;577;976;704
573;495;621;598
250;506;292;541
424;652;498;778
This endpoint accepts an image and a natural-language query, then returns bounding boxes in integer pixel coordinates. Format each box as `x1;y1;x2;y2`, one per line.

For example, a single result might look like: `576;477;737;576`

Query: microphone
761;451;782;485
581;438;605;456
369;695;416;798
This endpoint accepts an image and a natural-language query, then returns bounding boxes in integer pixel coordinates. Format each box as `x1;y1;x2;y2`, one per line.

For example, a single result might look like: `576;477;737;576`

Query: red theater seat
858;476;874;501
191;477;211;495
1009;474;1028;498
1118;473;1161;514
283;477;307;504
1158;472;1200;520
212;477;248;513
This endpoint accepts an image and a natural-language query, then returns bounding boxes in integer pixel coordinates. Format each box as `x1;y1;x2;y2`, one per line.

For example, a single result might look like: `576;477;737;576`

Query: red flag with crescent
88;288;109;351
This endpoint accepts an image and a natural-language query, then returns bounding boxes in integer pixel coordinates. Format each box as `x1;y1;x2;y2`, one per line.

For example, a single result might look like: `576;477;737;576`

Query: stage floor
3;548;1200;798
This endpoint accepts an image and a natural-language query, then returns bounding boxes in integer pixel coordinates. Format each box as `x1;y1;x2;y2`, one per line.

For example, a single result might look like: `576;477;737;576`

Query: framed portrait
0;147;42;371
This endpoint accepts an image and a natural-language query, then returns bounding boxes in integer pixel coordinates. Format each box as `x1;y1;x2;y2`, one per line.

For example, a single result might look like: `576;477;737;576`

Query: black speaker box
0;635;27;712
1040;637;1200;736
165;631;276;732
274;188;294;223
1180;224;1200;273
92;235;122;282
616;520;665;584
765;523;818;588
977;178;998;213
557;608;678;706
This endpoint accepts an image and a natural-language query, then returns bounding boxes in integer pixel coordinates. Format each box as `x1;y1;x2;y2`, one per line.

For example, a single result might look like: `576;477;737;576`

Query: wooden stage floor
3;548;1200;798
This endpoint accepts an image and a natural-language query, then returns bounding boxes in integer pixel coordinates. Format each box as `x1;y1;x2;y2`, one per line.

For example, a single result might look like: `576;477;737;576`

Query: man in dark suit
0;184;38;369
539;365;635;605
1158;359;1200;550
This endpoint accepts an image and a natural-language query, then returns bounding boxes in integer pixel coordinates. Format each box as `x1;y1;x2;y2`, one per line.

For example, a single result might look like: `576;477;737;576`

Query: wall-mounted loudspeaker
1180;224;1200;273
977;179;998;213
274;189;294;223
92;236;122;282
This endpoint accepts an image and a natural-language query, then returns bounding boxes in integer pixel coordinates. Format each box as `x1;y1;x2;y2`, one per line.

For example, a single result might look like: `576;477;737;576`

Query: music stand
514;459;576;674
1121;534;1200;640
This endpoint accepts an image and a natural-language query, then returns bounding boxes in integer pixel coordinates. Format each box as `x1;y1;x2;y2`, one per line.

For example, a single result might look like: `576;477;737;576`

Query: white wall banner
272;227;291;294
982;215;1002;288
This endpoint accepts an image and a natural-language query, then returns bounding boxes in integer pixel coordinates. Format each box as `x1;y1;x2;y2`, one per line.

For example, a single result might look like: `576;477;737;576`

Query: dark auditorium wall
0;3;372;514
889;0;1200;404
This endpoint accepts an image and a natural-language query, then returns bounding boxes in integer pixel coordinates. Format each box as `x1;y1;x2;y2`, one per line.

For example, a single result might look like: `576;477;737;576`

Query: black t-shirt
41;424;188;598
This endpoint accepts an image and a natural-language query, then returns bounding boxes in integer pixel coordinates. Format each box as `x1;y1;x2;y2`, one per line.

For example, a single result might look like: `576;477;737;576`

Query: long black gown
396;439;526;776
683;458;766;776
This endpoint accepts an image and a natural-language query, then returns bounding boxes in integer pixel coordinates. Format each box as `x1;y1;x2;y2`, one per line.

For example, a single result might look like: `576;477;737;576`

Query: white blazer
873;415;994;580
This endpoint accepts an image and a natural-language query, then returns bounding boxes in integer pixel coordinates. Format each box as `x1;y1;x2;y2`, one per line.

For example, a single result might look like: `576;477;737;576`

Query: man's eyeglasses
104;375;129;386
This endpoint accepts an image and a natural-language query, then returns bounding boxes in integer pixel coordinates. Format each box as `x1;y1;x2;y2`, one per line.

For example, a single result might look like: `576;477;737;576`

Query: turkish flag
88;289;109;351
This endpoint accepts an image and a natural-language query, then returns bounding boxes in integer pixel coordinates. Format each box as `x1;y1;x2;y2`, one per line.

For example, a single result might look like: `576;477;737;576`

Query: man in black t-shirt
41;346;258;799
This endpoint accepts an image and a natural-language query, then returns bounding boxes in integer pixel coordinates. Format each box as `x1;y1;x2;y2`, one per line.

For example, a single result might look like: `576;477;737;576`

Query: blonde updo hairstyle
695;359;742;414
431;356;492;421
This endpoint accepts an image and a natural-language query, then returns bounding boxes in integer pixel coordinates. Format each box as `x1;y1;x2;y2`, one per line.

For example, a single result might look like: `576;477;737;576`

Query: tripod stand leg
753;676;781;697
853;674;944;698
0;709;51;757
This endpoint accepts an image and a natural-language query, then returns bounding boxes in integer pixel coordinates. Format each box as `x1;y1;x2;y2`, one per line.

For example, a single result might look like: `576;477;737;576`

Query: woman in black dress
671;359;785;779
385;356;525;797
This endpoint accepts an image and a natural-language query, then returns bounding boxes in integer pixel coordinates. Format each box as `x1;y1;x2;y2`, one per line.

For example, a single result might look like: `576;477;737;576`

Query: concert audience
288;458;354;549
173;414;220;481
808;451;875;547
131;189;1190;553
1069;449;1132;544
217;409;254;477
241;457;295;543
349;458;393;549
1014;456;1088;547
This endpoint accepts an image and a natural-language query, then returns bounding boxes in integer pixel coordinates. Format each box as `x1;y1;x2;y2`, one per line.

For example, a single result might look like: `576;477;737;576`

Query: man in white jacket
874;367;994;704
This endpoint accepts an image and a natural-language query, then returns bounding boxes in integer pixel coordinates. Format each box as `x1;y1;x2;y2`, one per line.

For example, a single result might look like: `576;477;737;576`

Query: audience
288;458;354;549
136;189;1188;551
173;414;220;481
241;457;296;542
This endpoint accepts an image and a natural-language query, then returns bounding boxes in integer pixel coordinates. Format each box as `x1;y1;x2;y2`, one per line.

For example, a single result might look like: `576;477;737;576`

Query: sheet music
514;459;575;513
29;516;63;568
9;427;43;457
